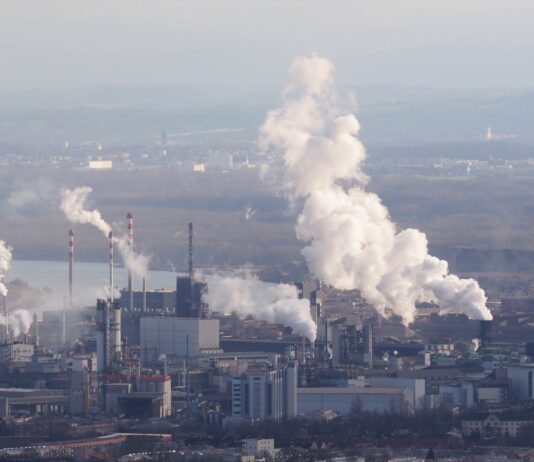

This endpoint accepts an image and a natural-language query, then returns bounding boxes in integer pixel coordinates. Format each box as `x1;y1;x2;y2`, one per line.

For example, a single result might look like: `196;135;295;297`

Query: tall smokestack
142;276;147;312
127;213;133;311
3;292;9;341
113;301;122;364
188;222;193;279
69;229;74;307
33;312;39;347
109;231;114;303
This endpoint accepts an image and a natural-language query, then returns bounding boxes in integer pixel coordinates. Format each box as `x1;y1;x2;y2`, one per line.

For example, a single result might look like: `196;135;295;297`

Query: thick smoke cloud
0;240;13;296
260;55;492;325
60;187;149;280
203;273;316;341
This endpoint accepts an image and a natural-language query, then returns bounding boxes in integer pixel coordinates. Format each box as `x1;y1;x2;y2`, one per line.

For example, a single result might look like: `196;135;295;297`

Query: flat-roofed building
297;387;411;415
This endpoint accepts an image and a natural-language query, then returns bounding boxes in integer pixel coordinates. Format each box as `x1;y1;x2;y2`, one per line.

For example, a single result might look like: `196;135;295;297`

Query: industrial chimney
2;292;9;341
109;231;114;303
68;229;74;307
188;222;193;279
33;312;39;347
127;213;133;311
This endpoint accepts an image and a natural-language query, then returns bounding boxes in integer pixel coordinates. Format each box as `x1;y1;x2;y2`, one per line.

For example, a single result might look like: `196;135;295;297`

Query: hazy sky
2;1;534;90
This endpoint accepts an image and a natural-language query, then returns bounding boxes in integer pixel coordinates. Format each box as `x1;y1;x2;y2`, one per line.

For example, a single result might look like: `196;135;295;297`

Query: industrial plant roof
297;387;408;394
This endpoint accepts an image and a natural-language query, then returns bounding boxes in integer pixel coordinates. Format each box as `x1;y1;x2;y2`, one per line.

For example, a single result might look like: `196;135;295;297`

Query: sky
1;1;534;90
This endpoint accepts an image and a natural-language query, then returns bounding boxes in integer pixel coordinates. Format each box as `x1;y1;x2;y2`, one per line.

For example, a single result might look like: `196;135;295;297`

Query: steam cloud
203;273;317;341
8;309;32;337
260;55;492;325
60;187;149;280
0;240;13;297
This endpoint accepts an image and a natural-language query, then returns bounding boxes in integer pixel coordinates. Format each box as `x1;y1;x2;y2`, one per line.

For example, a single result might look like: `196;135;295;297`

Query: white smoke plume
203;273;317;341
260;55;492;325
60;187;149;280
0;240;13;297
9;309;32;337
0;308;32;338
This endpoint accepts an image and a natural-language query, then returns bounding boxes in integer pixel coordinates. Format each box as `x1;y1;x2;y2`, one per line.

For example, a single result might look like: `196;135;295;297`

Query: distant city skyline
2;1;534;90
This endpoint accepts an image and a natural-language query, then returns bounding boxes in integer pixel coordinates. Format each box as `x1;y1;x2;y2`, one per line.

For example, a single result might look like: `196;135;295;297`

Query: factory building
507;363;534;402
175;223;209;319
368;376;426;409
297;386;412;415
176;276;209;318
104;374;172;418
96;299;122;372
0;342;34;366
231;364;297;421
0;388;70;418
119;288;176;312
140;317;220;363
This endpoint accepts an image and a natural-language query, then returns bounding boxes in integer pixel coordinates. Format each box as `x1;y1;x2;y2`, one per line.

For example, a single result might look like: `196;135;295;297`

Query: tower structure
109;231;114;303
127;213;133;311
69;229;74;307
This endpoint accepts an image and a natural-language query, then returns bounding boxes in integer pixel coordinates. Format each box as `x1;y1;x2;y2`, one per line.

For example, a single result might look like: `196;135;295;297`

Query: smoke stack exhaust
127;213;133;311
109;231;114;303
68;229;74;307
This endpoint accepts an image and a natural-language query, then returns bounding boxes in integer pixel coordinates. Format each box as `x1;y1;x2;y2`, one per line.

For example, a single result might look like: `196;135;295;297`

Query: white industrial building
140;317;220;363
0;342;34;365
507;363;534;402
297;387;411;415
241;439;277;458
231;365;297;421
368;376;426;409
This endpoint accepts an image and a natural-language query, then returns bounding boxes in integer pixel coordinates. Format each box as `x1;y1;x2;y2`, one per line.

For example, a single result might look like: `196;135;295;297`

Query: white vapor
0;309;32;338
260;55;492;325
0;240;13;297
203;273;317;341
9;309;32;337
60;187;149;280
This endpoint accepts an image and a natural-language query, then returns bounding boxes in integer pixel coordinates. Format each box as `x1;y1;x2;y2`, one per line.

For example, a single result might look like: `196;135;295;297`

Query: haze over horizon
2;0;534;91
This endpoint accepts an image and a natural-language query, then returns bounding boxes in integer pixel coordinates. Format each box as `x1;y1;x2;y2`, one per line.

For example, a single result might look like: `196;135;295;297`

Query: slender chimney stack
109;231;114;303
127;213;133;311
3;292;9;341
33;312;39;347
142;276;147;312
69;229;74;307
188;222;193;279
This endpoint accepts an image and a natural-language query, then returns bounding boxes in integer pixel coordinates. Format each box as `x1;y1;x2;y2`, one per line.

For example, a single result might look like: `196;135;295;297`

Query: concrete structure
0;388;69;418
507;363;534;402
462;413;534;438
297;387;411;415
103;374;172;417
368;376;425;409
241;439;276;458
96;299;122;371
231;365;297;421
0;342;34;365
105;383;132;414
140;317;220;363
176;277;208;318
119;288;175;312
